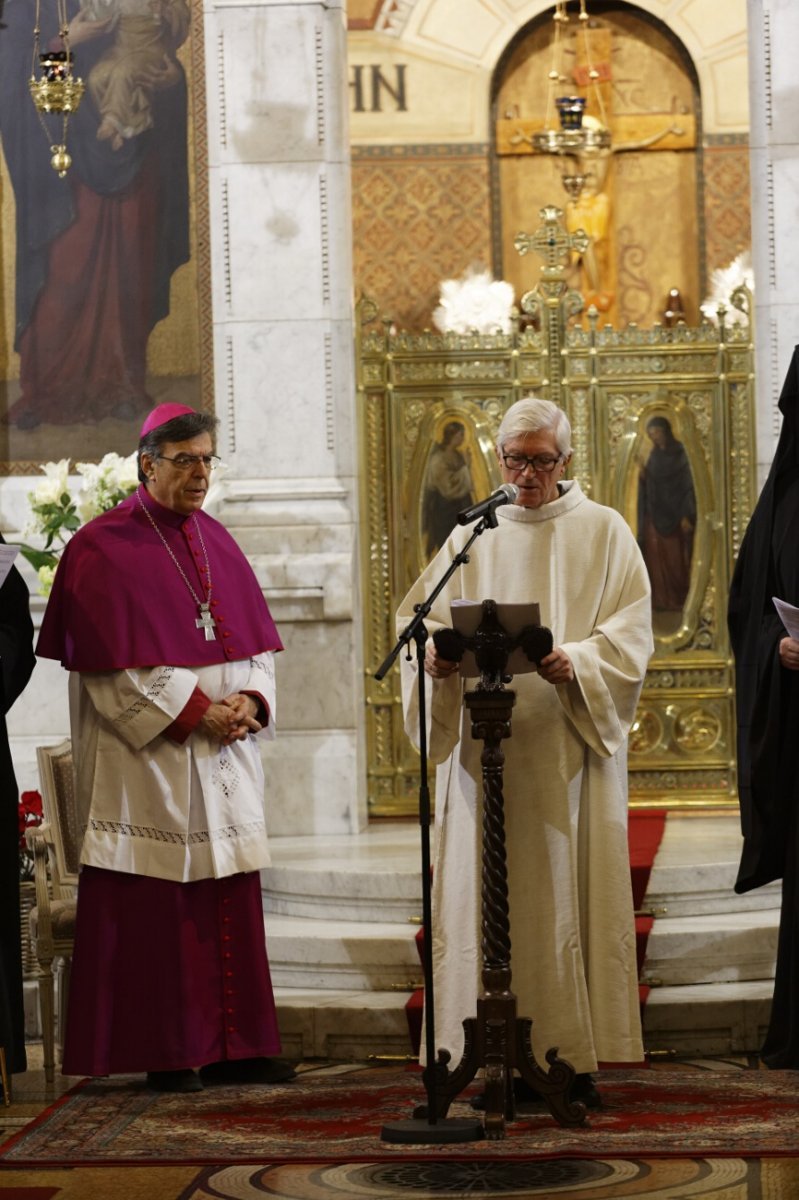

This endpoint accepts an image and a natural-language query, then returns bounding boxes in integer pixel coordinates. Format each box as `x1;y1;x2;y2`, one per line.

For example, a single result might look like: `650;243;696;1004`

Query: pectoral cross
196;603;217;641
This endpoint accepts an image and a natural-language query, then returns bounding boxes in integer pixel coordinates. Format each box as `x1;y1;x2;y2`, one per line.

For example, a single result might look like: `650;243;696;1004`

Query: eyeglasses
157;454;221;471
502;451;564;474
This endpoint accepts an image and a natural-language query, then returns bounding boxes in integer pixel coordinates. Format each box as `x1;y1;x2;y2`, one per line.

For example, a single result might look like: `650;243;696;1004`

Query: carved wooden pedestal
417;683;586;1140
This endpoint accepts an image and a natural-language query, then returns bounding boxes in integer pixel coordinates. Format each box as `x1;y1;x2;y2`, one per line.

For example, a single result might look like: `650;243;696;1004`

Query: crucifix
495;17;696;324
196;603;217;640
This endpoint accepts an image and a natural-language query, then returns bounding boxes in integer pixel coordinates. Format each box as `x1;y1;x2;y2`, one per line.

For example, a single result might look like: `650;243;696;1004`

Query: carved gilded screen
357;212;756;818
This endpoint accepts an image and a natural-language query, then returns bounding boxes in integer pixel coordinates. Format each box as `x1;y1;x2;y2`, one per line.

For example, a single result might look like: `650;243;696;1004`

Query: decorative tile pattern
352;149;493;331
703;144;751;279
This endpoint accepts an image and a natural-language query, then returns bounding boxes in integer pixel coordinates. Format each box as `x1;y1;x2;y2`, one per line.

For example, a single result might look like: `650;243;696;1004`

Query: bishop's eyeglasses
157;454;221;471
501;451;564;474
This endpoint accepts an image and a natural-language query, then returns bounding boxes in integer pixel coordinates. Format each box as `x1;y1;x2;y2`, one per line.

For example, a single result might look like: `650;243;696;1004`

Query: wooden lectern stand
417;600;587;1140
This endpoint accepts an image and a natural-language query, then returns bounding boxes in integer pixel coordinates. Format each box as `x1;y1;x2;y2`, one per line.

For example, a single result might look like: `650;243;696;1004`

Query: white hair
496;397;572;456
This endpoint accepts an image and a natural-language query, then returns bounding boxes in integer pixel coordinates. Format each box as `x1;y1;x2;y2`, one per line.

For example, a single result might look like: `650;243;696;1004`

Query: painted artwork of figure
637;416;696;614
83;0;188;151
0;0;191;435
421;420;475;559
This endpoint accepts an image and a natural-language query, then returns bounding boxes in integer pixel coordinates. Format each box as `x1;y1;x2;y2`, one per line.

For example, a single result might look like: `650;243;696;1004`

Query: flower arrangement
18;789;44;881
700;250;754;326
432;268;515;335
19;452;139;595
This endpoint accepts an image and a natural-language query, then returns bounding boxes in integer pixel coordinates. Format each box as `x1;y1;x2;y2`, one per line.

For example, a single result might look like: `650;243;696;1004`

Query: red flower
18;790;44;856
20;791;43;819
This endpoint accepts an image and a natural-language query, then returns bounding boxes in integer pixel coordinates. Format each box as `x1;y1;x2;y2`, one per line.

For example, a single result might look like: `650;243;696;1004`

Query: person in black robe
0;538;35;1083
728;346;799;1066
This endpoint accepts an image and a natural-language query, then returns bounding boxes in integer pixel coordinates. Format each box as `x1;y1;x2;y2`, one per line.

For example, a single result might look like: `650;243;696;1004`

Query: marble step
274;979;776;1062
265;913;421;990
642;815;782;917
262;825;423;923
642;980;773;1058
24;979;776;1064
266;906;780;992
641;909;779;987
275;987;414;1061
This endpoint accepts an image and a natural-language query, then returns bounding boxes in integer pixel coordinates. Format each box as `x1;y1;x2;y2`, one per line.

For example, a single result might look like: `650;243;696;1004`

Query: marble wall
747;0;799;483
202;0;365;835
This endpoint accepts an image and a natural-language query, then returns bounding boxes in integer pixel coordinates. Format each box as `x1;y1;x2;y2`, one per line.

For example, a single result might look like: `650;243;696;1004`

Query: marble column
748;0;799;484
202;0;366;834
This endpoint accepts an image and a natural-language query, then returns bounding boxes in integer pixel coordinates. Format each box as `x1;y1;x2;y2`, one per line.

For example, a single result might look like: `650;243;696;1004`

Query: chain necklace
137;491;217;640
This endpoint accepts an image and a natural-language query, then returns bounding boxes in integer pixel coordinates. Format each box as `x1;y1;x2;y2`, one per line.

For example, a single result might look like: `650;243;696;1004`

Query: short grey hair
496;397;572;456
137;411;219;482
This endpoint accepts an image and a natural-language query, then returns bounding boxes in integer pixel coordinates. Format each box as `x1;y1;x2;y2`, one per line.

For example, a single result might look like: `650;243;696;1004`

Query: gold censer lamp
29;2;85;177
528;0;610;200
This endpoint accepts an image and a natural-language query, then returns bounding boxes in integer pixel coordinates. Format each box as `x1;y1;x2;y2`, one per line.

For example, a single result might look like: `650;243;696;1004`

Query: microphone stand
375;508;503;1144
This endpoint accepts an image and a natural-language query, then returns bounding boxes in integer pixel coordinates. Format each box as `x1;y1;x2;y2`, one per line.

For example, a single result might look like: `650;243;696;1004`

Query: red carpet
407;809;668;1053
2;1064;799;1165
629;808;668;909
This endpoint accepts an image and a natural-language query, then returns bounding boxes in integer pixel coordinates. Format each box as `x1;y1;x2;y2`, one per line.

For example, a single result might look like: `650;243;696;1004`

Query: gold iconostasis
357;260;755;816
349;2;754;816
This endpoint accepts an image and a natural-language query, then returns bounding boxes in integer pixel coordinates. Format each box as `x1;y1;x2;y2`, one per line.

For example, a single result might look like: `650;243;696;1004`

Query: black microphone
432;627;466;663
456;483;519;526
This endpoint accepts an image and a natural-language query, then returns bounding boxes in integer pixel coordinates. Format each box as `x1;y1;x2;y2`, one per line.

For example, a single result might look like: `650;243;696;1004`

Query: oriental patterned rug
2;1063;799;1166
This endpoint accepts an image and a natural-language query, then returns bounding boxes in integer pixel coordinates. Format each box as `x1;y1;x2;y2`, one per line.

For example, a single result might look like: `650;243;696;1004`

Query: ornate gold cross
514;206;589;279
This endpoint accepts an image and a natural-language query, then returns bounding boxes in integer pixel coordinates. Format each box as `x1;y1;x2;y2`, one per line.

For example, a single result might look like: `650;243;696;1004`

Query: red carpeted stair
406;808;668;1057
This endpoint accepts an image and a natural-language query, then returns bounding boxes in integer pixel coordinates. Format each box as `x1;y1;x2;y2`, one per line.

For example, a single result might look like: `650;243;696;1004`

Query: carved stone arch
382;0;747;135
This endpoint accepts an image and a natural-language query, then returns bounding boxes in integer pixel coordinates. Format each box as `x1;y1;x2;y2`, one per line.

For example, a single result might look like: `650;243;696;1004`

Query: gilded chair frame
27;739;78;1084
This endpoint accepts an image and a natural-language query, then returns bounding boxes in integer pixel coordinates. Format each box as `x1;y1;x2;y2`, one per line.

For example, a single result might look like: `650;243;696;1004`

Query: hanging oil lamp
530;0;611;189
28;0;85;177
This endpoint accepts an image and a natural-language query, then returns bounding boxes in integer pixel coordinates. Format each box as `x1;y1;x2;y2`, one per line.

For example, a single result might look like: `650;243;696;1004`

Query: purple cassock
37;445;285;1078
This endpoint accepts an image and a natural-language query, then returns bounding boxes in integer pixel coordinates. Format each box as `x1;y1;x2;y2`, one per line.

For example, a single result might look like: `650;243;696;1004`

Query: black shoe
199;1057;297;1085
146;1069;203;1093
571;1072;602;1108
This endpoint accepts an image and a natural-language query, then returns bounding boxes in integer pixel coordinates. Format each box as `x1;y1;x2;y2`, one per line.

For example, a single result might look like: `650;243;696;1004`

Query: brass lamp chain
30;0;40;79
544;2;567;132
30;0;81;175
578;0;608;129
544;1;608;134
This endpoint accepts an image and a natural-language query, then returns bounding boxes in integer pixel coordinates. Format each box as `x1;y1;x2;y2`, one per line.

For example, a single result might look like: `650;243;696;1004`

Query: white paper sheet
773;595;799;640
450;599;543;677
0;544;20;589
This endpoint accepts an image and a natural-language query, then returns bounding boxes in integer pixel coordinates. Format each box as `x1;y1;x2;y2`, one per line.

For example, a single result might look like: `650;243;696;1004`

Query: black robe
728;346;799;1065
0;538;35;1075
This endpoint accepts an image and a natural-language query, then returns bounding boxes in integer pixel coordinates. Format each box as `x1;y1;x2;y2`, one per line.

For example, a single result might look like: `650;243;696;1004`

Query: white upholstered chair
26;740;79;1084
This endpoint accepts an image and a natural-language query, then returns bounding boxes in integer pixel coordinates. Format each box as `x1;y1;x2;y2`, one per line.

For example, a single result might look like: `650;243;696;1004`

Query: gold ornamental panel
357;207;756;817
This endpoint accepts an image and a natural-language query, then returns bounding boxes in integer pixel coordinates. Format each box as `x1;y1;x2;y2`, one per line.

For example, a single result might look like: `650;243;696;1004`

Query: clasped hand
200;693;261;745
780;636;799;671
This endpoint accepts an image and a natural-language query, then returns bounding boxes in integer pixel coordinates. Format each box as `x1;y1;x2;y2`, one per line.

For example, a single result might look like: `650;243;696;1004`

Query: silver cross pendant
196;603;217;641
